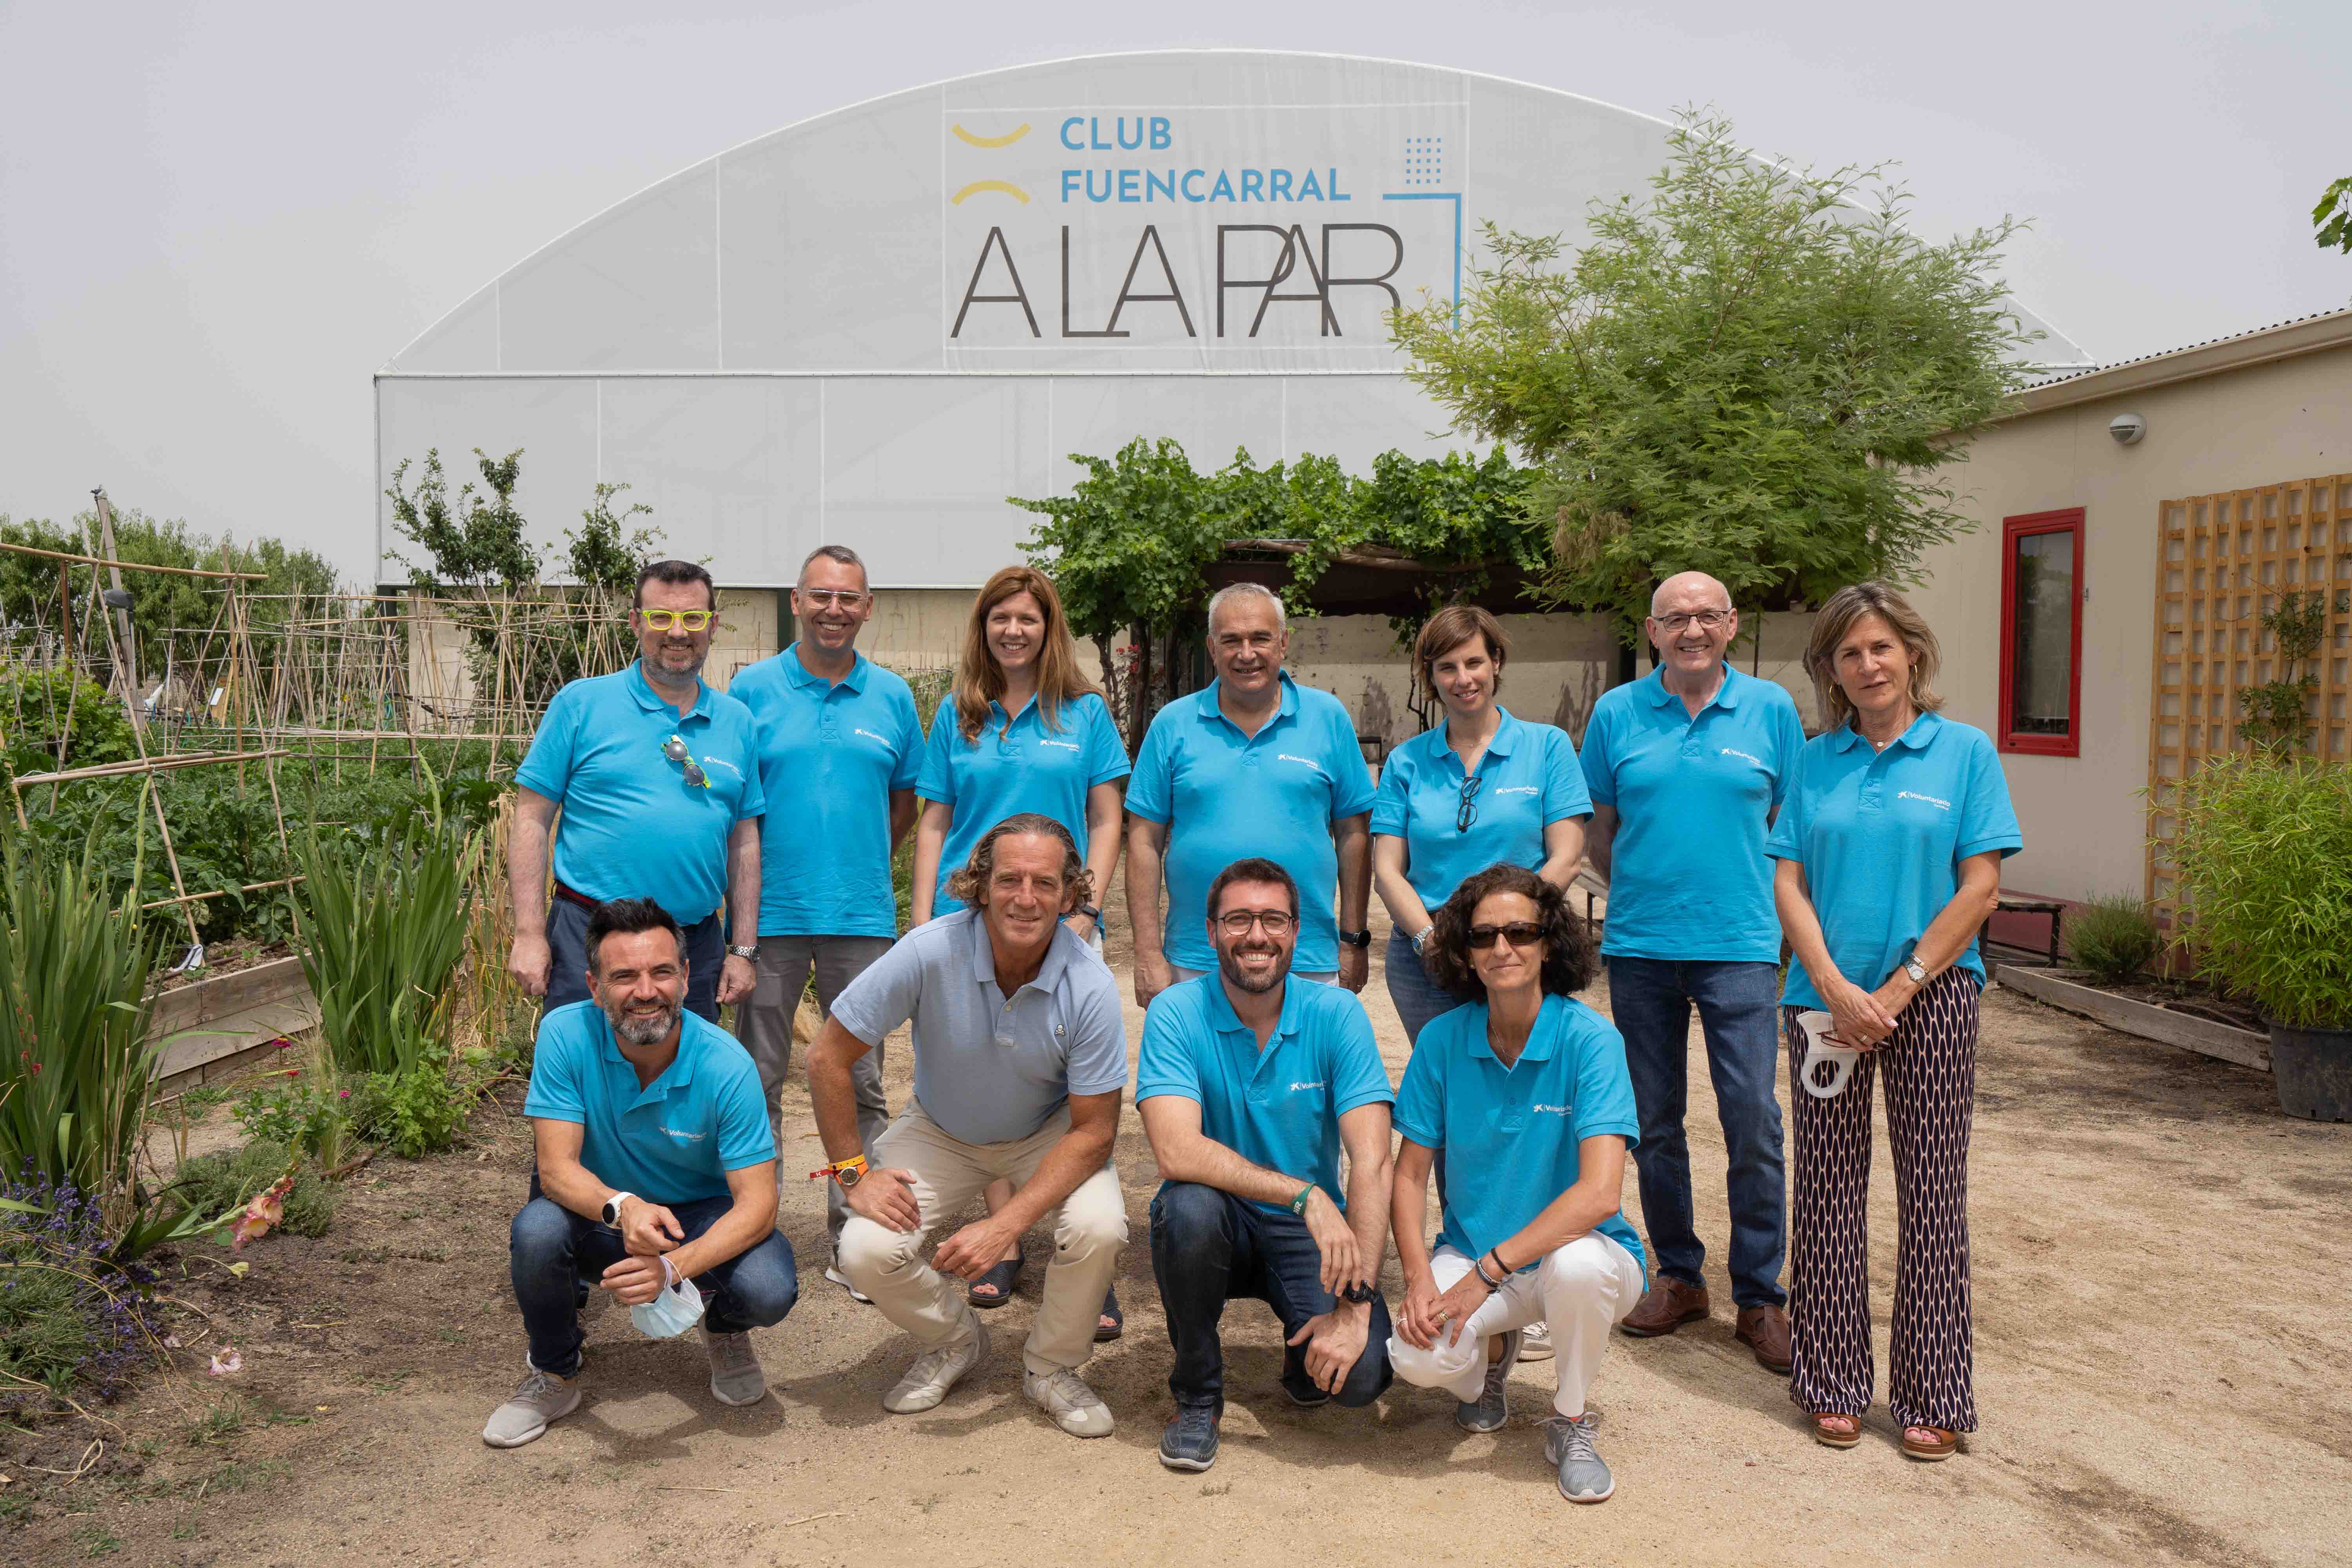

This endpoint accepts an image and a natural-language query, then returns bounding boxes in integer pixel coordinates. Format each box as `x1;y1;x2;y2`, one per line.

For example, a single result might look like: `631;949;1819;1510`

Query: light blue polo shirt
917;690;1131;916
829;908;1129;1146
1135;975;1394;1215
728;645;922;938
523;1000;775;1205
1127;672;1378;974
1765;711;2024;1009
515;661;765;924
1393;992;1645;1278
1371;708;1591;912
1578;665;1806;962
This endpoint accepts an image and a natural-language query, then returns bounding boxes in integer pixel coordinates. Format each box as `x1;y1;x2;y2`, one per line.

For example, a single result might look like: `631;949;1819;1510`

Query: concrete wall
1907;340;2352;904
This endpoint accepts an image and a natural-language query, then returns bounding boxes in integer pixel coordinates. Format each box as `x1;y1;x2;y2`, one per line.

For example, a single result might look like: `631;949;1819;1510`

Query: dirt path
12;940;2350;1566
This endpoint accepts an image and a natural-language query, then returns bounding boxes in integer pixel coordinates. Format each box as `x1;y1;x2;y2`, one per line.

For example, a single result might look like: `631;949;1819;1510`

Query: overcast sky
3;1;2345;585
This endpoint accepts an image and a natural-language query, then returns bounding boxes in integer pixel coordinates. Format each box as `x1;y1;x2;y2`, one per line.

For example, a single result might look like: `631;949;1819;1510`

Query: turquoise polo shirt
728;645;922;939
1126;672;1377;974
515;661;764;924
917;690;1131;916
1370;708;1590;913
1392;992;1645;1278
523;1000;775;1204
1578;666;1806;963
1765;711;2024;1009
1135;974;1394;1215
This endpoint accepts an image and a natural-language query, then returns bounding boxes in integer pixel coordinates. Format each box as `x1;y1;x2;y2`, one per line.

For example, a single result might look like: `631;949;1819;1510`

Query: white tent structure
376;51;2091;591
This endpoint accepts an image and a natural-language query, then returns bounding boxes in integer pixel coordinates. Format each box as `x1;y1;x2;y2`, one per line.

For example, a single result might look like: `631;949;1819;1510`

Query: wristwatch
727;943;760;961
1076;905;1103;923
1410;924;1435;955
1337;927;1372;949
1902;955;1929;984
1339;1281;1378;1305
600;1191;636;1227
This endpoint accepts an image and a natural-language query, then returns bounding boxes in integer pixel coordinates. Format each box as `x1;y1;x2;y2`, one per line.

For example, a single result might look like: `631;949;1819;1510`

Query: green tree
383;447;539;592
1391;111;2038;642
561;481;661;595
2314;176;2352;254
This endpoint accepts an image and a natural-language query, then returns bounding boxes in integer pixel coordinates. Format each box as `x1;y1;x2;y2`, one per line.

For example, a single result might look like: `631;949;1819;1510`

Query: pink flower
208;1347;242;1376
337;1089;350;1099
231;1175;294;1252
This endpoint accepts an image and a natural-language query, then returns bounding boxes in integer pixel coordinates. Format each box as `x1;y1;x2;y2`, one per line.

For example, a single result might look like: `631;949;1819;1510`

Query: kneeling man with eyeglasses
1139;857;1397;1473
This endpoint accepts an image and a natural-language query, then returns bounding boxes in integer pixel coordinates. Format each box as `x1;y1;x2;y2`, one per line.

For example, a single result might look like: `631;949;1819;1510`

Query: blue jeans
509;1195;797;1377
1383;928;1465;1046
1607;957;1786;1308
544;899;724;1023
1149;1181;1393;1412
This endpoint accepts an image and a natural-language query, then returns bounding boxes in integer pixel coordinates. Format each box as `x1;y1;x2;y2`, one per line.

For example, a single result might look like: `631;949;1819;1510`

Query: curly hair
944;812;1093;912
1421;863;1595;1000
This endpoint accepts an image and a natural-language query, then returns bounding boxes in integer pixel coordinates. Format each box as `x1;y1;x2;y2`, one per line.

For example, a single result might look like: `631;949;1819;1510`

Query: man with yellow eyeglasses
509;560;766;1023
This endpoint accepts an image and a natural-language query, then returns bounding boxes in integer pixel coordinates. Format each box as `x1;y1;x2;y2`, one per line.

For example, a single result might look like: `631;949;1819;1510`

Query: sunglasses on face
1465;922;1545;951
660;734;709;788
639;608;714;632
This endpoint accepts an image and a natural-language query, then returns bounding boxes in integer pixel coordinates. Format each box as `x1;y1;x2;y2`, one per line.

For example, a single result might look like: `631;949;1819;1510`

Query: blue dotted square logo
1401;135;1444;187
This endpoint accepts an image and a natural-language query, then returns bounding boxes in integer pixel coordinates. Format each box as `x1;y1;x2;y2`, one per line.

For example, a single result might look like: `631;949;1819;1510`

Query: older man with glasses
1577;571;1807;1373
509;560;764;1023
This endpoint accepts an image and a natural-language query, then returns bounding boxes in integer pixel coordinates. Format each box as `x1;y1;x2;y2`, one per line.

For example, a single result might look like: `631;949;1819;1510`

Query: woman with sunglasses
909;564;1131;1332
1387;864;1646;1503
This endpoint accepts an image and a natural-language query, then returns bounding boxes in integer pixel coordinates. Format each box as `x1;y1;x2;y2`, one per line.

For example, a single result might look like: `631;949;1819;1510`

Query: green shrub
0;668;139;779
2065;894;2162;986
295;810;473;1078
352;1067;470;1159
172;1140;337;1238
889;665;953;930
2167;757;2352;1029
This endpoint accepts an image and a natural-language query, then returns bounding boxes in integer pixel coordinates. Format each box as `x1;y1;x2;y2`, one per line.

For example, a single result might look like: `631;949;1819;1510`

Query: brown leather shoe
1735;1304;1793;1373
1620;1278;1710;1337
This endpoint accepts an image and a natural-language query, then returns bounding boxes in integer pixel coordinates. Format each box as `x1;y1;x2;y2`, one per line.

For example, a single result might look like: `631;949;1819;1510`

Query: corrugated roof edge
2006;305;2352;415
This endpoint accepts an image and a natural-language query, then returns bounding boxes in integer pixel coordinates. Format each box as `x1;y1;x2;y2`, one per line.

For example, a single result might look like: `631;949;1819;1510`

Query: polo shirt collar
1485;706;1523;757
784;642;870;695
1204;971;1306;1045
626;659;715;722
963;909;1072;996
1196;669;1300;724
1828;709;1943;753
1466;993;1566;1064
1642;663;1740;711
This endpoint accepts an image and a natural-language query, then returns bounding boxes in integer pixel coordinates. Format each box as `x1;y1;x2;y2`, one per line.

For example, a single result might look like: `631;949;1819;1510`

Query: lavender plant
0;1169;163;1412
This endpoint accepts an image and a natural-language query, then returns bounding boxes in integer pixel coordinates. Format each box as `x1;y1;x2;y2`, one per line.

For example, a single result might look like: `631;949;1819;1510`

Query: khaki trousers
837;1102;1127;1377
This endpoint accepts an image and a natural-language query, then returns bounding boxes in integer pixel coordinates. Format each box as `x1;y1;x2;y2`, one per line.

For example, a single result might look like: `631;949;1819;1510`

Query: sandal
1094;1285;1124;1343
1901;1425;1958;1461
967;1251;1024;1309
1809;1412;1862;1449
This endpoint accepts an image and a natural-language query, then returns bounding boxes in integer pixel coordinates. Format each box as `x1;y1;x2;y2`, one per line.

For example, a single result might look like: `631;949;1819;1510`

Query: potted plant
2166;755;2352;1119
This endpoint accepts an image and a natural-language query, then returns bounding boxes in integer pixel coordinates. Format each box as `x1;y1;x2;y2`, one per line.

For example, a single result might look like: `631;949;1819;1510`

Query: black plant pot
2268;1021;2352;1121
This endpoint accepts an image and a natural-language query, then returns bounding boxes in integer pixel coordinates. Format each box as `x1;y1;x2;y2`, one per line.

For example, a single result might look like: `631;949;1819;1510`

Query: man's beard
648;642;708;681
1216;942;1290;995
605;994;681;1045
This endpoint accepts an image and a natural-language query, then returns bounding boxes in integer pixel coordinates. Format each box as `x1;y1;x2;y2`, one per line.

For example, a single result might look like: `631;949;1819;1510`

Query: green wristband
1289;1183;1316;1217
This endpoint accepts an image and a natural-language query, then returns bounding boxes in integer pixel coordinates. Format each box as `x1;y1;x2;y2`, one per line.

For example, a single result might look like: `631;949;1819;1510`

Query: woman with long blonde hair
909;564;1131;1332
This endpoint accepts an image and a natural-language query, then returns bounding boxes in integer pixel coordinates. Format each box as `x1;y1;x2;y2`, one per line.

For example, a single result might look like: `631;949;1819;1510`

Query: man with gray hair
813;813;1129;1438
728;544;923;1301
1127;582;1377;1005
1577;570;1806;1373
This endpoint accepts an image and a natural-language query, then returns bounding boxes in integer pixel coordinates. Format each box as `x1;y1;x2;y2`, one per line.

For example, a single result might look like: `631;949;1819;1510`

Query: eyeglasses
1456;773;1484;832
1216;910;1296;937
660;733;709;788
639;608;714;632
1465;922;1545;951
1655;610;1731;633
797;589;871;610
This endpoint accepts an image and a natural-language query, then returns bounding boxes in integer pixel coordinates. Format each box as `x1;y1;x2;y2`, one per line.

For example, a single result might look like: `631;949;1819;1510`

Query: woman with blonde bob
910;564;1131;1330
1767;582;2021;1461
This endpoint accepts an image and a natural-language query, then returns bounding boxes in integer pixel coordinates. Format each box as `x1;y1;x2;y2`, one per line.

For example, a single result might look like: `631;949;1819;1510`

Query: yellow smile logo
950;122;1031;204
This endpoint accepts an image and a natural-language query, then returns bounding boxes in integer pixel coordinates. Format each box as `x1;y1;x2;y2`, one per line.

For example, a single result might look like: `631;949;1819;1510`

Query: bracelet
1077;904;1103;922
1473;1257;1504;1290
1474;1249;1510;1289
1289;1183;1316;1217
1410;924;1435;955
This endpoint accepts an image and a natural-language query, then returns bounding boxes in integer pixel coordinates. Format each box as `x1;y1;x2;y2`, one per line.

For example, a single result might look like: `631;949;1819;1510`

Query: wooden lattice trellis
2146;472;2352;918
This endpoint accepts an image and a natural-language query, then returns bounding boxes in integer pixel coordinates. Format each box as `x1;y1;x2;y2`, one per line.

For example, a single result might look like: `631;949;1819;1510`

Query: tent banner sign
941;102;1468;360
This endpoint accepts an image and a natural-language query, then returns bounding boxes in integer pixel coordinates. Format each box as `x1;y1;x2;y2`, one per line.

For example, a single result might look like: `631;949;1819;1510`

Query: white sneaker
882;1319;989;1414
1022;1365;1114;1438
826;1249;874;1305
1518;1319;1557;1362
703;1327;766;1406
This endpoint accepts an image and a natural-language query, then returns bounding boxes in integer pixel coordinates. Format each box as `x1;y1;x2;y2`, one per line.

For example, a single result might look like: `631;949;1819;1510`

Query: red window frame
1997;507;2085;757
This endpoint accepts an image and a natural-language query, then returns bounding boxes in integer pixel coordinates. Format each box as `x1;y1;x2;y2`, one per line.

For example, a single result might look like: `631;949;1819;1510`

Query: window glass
2010;529;2075;736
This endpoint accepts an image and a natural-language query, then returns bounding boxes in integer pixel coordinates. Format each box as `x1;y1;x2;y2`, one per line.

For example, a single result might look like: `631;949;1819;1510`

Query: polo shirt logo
1039;738;1081;753
1494;784;1539;797
1277;753;1328;778
1287;1080;1326;1093
1719;747;1764;767
853;727;891;745
1897;789;1952;811
700;756;744;779
1530;1102;1573;1116
661;1125;709;1142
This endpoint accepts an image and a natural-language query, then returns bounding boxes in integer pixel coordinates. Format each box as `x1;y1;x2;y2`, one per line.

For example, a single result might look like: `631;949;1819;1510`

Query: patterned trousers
1782;969;1980;1432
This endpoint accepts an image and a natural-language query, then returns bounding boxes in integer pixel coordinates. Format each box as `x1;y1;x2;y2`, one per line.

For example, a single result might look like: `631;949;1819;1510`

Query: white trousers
837;1102;1127;1377
1388;1236;1644;1418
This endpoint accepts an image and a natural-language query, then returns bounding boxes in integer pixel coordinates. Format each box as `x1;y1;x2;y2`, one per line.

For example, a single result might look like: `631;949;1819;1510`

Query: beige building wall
1907;329;2352;905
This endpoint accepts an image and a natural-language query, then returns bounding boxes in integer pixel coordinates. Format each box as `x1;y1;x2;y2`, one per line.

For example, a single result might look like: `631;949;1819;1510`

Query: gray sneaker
704;1326;766;1406
882;1318;989;1414
481;1362;582;1448
1454;1328;1522;1433
1022;1365;1114;1437
1543;1412;1615;1503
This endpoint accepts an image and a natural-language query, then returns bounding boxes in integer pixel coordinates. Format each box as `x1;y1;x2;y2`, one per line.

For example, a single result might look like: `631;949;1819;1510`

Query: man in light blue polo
508;560;764;1024
1139;857;1396;1474
728;544;922;1287
1127;583;1377;1006
1579;570;1806;1372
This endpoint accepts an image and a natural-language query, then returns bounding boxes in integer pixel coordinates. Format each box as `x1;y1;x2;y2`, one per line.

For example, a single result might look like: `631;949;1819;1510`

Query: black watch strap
1339;1280;1377;1305
1337;927;1372;948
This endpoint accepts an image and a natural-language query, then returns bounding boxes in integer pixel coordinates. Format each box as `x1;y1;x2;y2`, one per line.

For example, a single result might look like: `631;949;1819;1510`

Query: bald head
1650;572;1733;618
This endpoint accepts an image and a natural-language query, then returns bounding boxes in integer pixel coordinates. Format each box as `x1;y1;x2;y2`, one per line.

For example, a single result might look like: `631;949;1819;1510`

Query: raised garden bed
1995;966;2270;1073
148;953;318;1089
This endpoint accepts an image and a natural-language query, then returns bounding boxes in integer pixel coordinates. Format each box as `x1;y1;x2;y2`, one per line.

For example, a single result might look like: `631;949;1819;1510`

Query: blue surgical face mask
631;1260;705;1339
